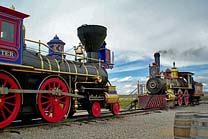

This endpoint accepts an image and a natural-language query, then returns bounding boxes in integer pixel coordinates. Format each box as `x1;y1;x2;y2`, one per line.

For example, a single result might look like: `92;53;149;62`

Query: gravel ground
1;103;208;139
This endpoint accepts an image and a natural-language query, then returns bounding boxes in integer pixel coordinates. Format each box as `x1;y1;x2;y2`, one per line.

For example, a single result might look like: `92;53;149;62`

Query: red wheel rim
111;102;120;115
0;72;21;128
184;90;189;106
177;89;183;106
38;77;70;123
91;102;101;118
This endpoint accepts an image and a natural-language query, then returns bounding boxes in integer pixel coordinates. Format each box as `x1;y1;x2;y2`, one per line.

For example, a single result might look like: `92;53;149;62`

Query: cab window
0;21;15;43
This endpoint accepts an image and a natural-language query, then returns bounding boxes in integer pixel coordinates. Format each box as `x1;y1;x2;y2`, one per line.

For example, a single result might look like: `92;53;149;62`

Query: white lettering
0;49;15;57
0;32;3;38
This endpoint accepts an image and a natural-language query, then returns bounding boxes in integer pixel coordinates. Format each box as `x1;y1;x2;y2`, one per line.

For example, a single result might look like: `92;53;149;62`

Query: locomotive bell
77;24;107;62
171;62;178;78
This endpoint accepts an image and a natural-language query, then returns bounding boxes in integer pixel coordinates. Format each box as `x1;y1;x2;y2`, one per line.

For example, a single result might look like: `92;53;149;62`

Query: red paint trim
0;18;19;48
0;6;29;19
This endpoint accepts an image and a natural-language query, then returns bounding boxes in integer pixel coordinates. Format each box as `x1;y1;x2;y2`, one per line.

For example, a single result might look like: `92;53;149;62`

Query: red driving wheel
0;72;21;128
37;77;70;123
91;101;101;118
177;89;183;106
184;90;189;106
111;102;120;115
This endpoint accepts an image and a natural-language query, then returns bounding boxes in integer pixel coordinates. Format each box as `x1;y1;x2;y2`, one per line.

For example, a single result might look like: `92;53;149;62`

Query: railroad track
4;100;207;132
1;108;155;132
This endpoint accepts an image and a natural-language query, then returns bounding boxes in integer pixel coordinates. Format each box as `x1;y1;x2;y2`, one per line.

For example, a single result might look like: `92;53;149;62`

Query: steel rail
1;108;154;131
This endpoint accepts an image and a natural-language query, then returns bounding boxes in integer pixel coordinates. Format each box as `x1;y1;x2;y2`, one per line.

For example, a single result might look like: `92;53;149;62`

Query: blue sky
1;0;208;94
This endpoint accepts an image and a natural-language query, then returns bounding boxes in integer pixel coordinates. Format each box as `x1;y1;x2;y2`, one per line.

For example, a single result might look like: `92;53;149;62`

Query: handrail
24;38;104;63
128;88;137;95
25;39;50;53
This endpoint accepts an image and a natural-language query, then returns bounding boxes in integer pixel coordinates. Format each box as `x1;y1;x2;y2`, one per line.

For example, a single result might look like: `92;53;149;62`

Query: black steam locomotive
146;52;203;106
0;6;119;128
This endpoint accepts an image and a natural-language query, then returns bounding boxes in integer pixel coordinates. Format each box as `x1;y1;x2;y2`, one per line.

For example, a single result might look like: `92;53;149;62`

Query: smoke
158;45;208;67
183;46;207;58
159;49;176;56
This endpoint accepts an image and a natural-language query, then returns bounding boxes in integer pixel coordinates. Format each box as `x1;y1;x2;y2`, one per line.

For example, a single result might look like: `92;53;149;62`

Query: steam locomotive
0;6;119;128
146;52;203;106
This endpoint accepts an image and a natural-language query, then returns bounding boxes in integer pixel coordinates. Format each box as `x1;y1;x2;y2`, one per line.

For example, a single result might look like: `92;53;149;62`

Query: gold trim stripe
54;59;60;72
12;68;97;77
39;54;44;69
71;61;77;82
45;57;52;70
94;66;99;76
64;59;70;72
0;62;34;69
83;64;88;81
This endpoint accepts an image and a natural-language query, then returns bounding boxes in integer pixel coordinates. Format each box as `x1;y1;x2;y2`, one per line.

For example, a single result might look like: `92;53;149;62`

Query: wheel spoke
3;105;12;114
4;101;15;106
41;95;51;99
49;105;54;116
44;103;52;111
3;80;7;87
48;83;52;90
59;100;66;105
41;100;51;105
57;83;61;89
53;81;56;88
5;95;16;100
58;96;66;101
0;107;6;120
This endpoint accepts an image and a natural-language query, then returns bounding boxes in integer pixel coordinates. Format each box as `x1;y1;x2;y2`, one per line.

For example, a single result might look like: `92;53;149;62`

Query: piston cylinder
104;92;119;104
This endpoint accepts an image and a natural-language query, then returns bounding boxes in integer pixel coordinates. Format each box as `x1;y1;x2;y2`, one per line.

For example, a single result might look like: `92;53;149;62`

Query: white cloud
109;78;119;82
109;75;148;94
118;76;133;82
109;76;133;83
109;64;147;74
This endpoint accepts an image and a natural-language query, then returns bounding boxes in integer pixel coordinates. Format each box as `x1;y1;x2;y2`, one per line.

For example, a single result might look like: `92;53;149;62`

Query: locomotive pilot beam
0;6;119;128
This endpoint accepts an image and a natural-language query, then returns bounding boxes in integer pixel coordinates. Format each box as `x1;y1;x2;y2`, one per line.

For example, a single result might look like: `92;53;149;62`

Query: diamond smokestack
154;52;160;72
77;25;107;62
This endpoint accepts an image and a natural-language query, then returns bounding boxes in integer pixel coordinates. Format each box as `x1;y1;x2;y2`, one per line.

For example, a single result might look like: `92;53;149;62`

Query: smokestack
154;52;160;72
77;25;107;62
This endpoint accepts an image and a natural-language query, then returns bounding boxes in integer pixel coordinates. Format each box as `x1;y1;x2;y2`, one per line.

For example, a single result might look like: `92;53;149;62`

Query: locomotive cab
0;6;29;64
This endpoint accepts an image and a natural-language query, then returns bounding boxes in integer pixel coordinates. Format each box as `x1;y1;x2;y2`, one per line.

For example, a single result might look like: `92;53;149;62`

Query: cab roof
0;6;29;19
